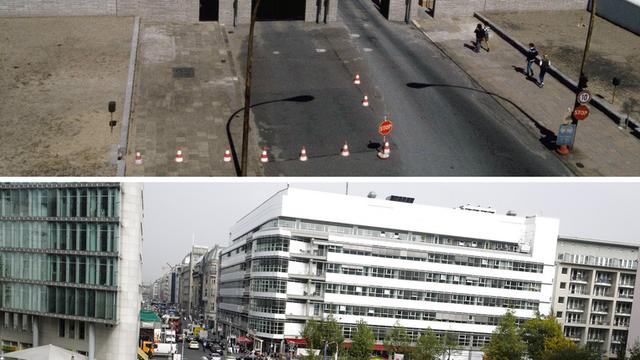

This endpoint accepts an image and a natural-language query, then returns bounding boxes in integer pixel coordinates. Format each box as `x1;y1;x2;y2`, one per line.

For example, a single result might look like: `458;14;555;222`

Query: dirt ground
486;10;640;121
0;16;133;176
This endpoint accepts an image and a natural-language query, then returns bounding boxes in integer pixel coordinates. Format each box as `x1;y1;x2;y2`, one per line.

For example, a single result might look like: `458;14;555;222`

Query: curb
474;12;638;131
117;16;141;177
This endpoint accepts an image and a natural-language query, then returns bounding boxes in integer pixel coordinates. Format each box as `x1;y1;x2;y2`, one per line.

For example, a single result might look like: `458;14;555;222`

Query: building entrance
252;0;306;21
200;0;219;21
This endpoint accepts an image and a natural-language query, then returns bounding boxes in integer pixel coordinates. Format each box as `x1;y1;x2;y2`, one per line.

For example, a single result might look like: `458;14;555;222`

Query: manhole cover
172;67;195;78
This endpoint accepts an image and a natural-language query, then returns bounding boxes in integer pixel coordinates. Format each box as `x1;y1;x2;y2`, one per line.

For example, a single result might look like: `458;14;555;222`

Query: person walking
474;24;484;53
482;26;491;52
525;43;539;78
538;54;550;87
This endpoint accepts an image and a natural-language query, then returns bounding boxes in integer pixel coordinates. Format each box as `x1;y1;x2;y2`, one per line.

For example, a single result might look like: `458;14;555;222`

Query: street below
236;0;573;175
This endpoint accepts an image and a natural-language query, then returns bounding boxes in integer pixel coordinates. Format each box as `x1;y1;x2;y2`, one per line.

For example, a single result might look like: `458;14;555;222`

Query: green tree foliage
616;339;627;360
483;311;527;360
413;328;444;360
520;313;573;360
541;346;599;360
383;322;412;358
349;320;375;360
301;315;344;356
441;332;460;360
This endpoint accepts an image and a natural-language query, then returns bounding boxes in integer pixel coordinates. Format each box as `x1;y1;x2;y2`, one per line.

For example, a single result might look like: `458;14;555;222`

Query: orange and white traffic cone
223;148;232;162
260;148;269;163
175;148;184;163
299;146;308;161
362;95;369;107
134;151;143;165
353;73;361;85
556;145;570;155
377;141;390;159
341;142;350;157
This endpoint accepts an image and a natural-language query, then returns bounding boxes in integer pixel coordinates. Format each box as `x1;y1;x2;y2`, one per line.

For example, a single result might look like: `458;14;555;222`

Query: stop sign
573;105;590;121
378;119;393;136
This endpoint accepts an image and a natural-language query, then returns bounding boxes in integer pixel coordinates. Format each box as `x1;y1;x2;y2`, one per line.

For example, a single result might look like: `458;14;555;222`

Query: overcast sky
141;181;640;283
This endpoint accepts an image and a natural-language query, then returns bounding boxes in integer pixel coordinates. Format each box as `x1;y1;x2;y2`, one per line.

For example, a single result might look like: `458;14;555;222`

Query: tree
616;338;627;360
383;322;412;359
413;328;444;360
301;315;344;357
349;320;375;360
520;313;573;360
629;341;640;360
441;332;460;360
483;311;527;360
541;346;599;360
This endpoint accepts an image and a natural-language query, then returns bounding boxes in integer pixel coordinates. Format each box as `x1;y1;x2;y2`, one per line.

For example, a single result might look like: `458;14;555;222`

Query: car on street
189;341;200;349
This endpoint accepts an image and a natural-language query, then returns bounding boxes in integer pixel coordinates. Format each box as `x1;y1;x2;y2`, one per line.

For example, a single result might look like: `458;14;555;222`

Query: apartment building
552;237;639;358
201;246;223;332
0;183;144;360
218;188;559;360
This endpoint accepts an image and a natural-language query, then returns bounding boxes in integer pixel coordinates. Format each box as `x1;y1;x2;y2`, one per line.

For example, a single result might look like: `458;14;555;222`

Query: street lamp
240;0;263;176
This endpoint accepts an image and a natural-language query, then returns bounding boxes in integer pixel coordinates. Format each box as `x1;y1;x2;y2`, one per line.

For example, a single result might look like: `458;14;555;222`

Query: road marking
273;50;280;55
350;33;360;38
363;47;373;52
315;48;326;53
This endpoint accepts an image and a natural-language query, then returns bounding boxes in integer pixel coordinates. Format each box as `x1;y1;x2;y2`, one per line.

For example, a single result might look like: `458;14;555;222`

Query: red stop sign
573;105;590;121
378;120;393;136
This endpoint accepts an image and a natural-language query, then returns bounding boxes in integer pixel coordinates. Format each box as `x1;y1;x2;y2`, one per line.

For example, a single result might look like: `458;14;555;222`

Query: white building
218;188;559;359
0;183;144;360
552;237;639;358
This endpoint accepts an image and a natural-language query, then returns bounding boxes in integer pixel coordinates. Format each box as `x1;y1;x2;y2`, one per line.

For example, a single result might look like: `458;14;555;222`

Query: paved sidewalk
413;12;640;176
125;21;262;176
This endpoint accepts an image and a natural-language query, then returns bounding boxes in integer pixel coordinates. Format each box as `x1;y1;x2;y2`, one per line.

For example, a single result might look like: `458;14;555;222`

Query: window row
0;221;119;252
250;279;287;293
324;284;539;310
220;280;248;289
341;324;491;347
326;263;541;292
559;252;637;270
0;187;120;218
250;299;286;314
323;304;522;326
0;284;117;321
328;245;542;273
254;236;290;253
252;259;289;273
248;316;284;335
1;253;118;287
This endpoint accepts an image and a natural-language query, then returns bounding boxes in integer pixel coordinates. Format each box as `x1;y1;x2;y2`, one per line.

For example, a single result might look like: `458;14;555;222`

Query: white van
153;343;177;357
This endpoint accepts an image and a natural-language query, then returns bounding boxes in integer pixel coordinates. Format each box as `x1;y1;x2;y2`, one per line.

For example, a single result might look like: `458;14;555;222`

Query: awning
285;338;307;345
237;336;253;344
372;344;385;351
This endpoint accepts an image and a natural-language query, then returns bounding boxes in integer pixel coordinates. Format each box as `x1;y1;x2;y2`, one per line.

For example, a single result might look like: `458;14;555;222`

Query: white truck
164;329;177;343
153;343;177;357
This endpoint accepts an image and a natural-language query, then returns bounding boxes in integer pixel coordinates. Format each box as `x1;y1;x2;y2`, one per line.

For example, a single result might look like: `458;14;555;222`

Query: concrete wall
593;0;640;35
428;0;587;17
0;0;116;17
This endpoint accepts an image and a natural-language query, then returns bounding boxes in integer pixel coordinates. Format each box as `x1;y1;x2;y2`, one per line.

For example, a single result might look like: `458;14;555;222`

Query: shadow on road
226;95;315;176
406;82;558;150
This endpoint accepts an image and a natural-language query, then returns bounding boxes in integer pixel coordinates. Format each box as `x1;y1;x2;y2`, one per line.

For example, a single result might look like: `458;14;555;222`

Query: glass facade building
0;184;121;324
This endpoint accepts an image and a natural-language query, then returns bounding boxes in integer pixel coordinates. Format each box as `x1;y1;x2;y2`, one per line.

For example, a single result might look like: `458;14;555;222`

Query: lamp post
240;0;263;176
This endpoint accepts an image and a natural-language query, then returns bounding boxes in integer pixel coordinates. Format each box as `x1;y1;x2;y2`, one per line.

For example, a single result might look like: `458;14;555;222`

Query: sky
141;180;640;283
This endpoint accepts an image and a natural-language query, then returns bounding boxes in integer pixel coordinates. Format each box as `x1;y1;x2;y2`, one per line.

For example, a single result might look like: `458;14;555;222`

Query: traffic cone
353;73;361;85
299;146;308;161
377;141;390;159
260;148;269;163
362;95;369;107
175;148;184;163
134;151;143;165
341;142;350;157
223;148;232;162
556;145;570;155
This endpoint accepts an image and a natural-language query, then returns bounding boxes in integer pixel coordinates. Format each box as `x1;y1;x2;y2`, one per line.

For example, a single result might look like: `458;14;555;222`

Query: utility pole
574;0;597;125
240;0;262;176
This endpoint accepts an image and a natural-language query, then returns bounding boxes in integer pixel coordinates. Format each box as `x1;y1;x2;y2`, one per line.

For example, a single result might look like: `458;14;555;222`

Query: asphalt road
245;0;572;176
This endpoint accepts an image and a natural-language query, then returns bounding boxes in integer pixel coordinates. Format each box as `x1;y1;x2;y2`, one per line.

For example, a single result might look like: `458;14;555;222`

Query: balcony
566;318;586;325
615;310;632;316
587;338;605;343
590;309;609;315
570;277;588;284
618;281;635;288
566;307;585;313
594;279;612;286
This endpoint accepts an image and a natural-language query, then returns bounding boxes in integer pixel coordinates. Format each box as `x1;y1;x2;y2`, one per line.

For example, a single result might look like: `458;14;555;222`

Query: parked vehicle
153;343;177;357
189;341;200;350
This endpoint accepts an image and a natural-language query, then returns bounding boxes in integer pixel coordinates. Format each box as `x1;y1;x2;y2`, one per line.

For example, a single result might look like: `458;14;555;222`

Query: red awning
285;338;307;345
237;336;252;344
372;344;385;351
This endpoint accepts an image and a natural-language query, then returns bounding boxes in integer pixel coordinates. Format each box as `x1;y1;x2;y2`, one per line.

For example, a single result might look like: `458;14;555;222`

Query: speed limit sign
577;90;592;104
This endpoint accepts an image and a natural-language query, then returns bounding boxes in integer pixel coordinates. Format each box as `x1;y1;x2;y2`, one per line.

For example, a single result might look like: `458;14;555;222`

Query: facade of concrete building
0;0;338;23
552;237;639;358
202;246;223;332
0;183;144;360
626;253;640;352
218;188;559;360
178;245;209;320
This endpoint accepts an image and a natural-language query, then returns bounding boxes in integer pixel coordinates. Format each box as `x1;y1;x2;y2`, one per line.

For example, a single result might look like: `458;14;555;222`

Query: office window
560;282;566;289
556;311;563;318
558;297;564;303
58;319;65;337
561;267;568;274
